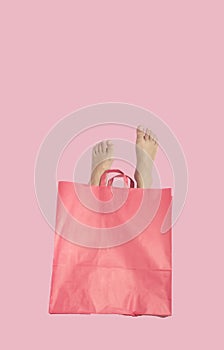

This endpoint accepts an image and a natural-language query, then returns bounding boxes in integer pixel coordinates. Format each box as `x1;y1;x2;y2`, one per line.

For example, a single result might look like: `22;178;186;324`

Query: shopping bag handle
99;169;135;188
107;174;135;188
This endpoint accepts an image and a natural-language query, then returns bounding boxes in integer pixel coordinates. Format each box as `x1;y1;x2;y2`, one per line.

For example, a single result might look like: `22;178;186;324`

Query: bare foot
89;140;114;186
134;125;158;188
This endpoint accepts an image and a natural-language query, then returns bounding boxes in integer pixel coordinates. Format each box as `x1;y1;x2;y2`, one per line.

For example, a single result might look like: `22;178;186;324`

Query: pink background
1;1;223;349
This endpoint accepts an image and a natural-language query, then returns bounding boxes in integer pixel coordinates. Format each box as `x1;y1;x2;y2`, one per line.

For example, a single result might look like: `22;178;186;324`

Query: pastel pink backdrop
1;1;223;350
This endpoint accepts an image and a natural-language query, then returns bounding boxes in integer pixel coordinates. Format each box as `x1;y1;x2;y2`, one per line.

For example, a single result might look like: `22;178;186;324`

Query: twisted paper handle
99;169;135;188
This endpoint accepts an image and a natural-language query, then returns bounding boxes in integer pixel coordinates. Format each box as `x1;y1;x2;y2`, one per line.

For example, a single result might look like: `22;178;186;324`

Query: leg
134;125;158;188
89;140;114;186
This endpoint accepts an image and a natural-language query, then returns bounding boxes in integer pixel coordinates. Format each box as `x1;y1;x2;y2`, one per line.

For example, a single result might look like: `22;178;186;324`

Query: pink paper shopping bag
49;169;172;317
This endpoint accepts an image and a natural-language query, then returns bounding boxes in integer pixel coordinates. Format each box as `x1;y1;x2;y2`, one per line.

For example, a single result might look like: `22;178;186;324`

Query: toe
97;142;102;153
149;130;154;142
98;142;102;153
106;140;114;150
93;144;98;155
151;132;158;145
100;141;106;153
154;136;158;145
136;125;145;140
101;141;107;153
145;128;151;141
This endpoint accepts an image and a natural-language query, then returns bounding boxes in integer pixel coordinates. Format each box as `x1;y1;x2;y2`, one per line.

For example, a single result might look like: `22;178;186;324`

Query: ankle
90;166;109;186
134;170;153;188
